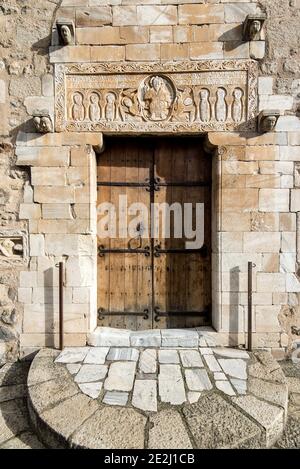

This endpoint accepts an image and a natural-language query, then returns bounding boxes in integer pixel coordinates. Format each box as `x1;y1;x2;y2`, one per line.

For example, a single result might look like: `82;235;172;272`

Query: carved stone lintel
243;14;267;41
32;110;53;134
258;110;280;133
55;61;258;134
56;18;75;46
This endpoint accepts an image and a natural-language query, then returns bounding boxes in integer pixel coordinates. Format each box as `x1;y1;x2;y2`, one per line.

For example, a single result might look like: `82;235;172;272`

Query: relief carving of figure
72;92;85;121
105;93;116;121
60;25;73;45
175;87;196;123
142;76;173;121
199;89;211;122
89;93;101;122
249;20;262;40
0;238;23;258
215;88;227;122
120;89;142;120
232;88;243;123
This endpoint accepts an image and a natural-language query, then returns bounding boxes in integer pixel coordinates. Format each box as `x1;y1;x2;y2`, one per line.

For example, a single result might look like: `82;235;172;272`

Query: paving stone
276;415;300;449
55;347;89;364
0;431;45;449
71;407;146;449
180;350;203;367
88;327;130;347
255;351;280;372
203;355;222;372
219;359;247;380
132;380;157;412
28;354;65;386
232;395;284;447
139;349;157;374
230;378;247;395
78;382;102;399
185;369;212;392
0;399;30;445
102;391;129;406
130;330;161;347
66;364;81;375
214;348;250;359
280;360;300;378
158;349;179;364
0;384;26;403
248;378;288;413
183;393;262;449
74;364;108;383
158;364;186;405
0;362;30;386
187;391;201;404
83;347;109;364
148;410;192;449
216;381;236;396
104;361;136;392
28;376;78;413
214;372;226;380
161;329;198;348
286;376;300;393
199;347;213;355
249;362;286;384
107;347;139;361
41;393;99;441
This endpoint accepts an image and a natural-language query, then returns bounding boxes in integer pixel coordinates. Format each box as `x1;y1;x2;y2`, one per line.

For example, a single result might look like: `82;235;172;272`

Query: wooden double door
97;138;211;330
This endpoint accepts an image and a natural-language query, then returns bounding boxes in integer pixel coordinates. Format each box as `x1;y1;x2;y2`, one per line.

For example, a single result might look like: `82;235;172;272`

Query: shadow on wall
230;266;241;347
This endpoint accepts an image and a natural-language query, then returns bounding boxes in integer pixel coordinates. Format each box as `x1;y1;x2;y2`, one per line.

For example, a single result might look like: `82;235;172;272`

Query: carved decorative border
55;60;258;133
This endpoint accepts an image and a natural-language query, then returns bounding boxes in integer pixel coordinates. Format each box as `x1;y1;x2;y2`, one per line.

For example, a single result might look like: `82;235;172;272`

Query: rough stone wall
0;0;300;363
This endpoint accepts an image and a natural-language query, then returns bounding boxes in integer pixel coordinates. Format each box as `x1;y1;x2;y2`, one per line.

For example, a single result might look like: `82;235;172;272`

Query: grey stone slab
230;379;247;395
183;393;262;449
276;415;300;449
66;363;81;375
199;347;213;355
185;369;212;392
187;391;201;404
204;355;222;372
28;376;78;413
158;349;179;364
216;381;236;396
249;362;286;384
102;391;129;406
214;348;250;359
248;377;288;413
41;393;99;440
0;384;26;403
132;380;157;412
219;359;247;380
158;365;186;405
254;351;280;372
71;407;146;449
84;347;109;364
74;364;108;383
107;347;139;361
280;360;300;378
214;372;226;380
232;395;284;447
148;410;192;449
28;355;66;386
104;361;136;392
0;362;30;386
78;382;103;399
0;431;45;449
180;350;203;367
87;327;130;347
161;329;198;348
130;330;161;347
286;376;300;393
139;349;157;374
0;399;30;445
55;347;89;364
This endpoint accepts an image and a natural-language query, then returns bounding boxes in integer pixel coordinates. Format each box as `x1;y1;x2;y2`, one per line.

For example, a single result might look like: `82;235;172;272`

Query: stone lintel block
16;147;70;167
49;46;91;63
16;132;102;149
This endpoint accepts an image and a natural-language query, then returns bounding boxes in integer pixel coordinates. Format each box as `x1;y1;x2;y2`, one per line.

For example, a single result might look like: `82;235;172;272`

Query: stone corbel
258;110;280;133
243;14;266;41
32;110;54;134
56;18;75;46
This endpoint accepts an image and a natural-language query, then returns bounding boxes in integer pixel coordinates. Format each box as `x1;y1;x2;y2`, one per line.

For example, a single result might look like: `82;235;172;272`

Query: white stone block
243;232;281;253
139;349;157;374
66;256;95;287
250;41;265;60
19;271;37;288
224;4;260;23
256;273;286;293
18;287;32;304
42;74;54;97
291;190;300;212
87;326;130;347
161;329;198;348
159;364;186;405
73;287;90;304
280;146;300;161
259;95;293;112
286;273;300;292
104;361;136;392
276;116;300;132
19;203;41;220
259;189;289;212
29;234;45;256
258;77;273;95
132;380;157;412
281;232;296;253
130;330;161;347
0;79;6;103
280;253;296;273
42;204;73;220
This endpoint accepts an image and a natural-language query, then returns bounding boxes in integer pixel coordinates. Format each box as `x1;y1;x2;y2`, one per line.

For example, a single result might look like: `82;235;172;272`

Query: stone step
26;347;289;449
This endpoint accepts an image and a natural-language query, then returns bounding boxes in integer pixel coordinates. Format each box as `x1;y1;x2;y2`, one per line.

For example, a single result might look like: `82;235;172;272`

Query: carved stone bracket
0;230;28;266
55;60;258;134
